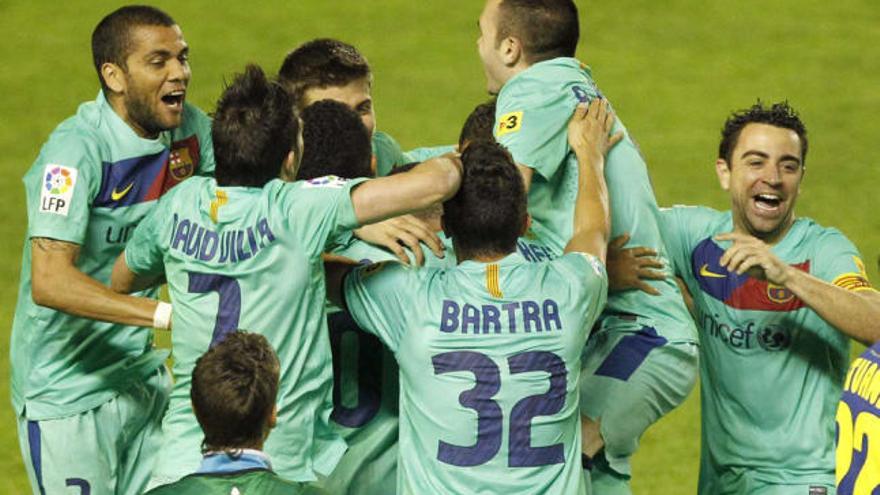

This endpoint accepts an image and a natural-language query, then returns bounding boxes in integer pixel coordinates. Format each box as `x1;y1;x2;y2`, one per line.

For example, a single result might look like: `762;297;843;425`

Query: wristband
153;301;173;329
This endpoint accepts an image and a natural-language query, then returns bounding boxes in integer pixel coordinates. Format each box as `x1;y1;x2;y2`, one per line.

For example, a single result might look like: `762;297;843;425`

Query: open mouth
161;90;186;110
753;193;783;212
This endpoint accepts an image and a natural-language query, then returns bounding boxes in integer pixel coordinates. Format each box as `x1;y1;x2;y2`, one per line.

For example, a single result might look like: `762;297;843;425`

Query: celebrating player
110;64;461;488
661;101;880;494
145;331;326;494
11;6;213;494
296;101;454;495
279;38;452;265
325;99;617;494
476;1;698;491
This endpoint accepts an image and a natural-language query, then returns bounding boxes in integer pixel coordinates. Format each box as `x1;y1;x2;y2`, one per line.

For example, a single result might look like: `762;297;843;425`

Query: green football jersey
403;145;457;164
146;470;312;495
495;57;694;341
323;235;455;495
662;206;871;491
11;91;214;420
124;174;366;482
372;130;409;177
344;252;607;494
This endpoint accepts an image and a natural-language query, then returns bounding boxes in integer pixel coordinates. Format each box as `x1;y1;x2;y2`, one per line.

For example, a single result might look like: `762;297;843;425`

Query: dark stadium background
1;1;877;492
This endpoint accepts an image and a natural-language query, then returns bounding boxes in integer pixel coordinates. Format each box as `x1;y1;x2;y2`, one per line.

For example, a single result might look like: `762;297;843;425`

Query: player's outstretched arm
350;153;462;226
563;100;621;261
31;238;162;328
718;232;880;345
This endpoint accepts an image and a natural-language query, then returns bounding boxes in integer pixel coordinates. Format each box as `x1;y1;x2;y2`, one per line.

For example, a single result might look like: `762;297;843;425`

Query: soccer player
476;1;698;491
661;101;880;494
294;100;453;495
279;38;452;265
837;337;880;495
325;99;617;494
146;331;325;494
457;97;563;264
110;65;462;488
11;6;212;494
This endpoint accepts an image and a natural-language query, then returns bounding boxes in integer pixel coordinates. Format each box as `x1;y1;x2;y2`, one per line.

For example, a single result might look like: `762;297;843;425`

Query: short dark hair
212;64;299;187
443;141;526;257
278;39;371;106
497;0;579;63
459;99;497;149
191;331;280;453
718;100;808;166
297;100;373;181
92;5;177;91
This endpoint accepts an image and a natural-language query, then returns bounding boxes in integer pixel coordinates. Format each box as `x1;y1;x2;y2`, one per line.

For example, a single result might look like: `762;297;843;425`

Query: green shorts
17;366;170;495
579;315;699;477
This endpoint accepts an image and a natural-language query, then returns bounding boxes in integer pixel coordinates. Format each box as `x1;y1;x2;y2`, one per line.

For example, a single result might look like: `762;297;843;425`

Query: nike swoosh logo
699;264;727;279
111;182;134;201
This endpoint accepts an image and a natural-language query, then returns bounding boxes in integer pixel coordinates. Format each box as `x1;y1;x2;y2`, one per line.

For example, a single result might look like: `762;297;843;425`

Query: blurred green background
1;1;877;492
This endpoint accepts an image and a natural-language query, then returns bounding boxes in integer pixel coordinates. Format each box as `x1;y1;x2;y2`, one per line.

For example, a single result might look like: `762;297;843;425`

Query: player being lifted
660;101;880;494
110;65;463;488
325;98;618;494
476;1;698;492
11;6;213;494
145;331;325;495
279;38;452;266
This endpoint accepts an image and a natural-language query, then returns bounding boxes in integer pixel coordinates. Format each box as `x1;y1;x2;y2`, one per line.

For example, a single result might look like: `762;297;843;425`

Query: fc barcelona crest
169;146;195;181
767;283;795;304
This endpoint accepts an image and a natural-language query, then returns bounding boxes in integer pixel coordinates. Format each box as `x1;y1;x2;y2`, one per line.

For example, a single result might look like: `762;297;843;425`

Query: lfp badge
40;164;77;216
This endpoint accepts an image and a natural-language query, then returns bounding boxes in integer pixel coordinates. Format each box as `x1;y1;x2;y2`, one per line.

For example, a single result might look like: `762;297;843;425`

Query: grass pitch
1;1;877;493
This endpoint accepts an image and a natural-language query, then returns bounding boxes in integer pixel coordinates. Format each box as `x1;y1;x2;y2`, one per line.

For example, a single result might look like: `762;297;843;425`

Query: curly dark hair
297;100;372;181
718;101;808;166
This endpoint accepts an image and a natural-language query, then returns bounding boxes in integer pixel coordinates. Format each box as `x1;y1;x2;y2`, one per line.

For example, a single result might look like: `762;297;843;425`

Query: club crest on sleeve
496;111;523;137
40;164;77;216
305;175;349;189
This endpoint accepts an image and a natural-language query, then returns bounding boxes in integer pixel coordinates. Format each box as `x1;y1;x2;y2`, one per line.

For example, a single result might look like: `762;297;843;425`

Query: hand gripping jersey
494;57;694;341
11;91;214;420
662;205;874;493
125;175;366;482
344;252;607;494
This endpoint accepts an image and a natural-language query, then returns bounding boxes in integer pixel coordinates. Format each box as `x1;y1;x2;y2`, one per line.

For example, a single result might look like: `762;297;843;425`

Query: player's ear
521;213;531;237
101;62;126;94
500;35;522;67
280;151;297;182
715;158;731;191
268;405;278;429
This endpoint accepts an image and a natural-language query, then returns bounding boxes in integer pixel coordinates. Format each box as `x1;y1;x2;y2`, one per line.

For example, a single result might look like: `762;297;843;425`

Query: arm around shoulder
350;153;462;226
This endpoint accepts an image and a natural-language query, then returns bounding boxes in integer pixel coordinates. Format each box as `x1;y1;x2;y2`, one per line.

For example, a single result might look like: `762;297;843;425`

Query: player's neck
733;214;797;246
106;93;160;139
456;248;511;264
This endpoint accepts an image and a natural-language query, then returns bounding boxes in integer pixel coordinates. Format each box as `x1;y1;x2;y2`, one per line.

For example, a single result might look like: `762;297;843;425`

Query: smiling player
661;101;880;494
10;6;214;494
